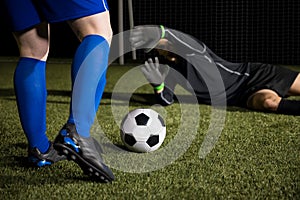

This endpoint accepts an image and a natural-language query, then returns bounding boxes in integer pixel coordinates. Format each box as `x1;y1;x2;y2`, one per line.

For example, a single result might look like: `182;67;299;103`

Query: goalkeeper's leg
247;89;300;115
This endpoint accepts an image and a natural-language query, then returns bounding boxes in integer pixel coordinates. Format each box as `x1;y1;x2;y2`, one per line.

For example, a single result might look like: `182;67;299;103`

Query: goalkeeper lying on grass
130;25;300;115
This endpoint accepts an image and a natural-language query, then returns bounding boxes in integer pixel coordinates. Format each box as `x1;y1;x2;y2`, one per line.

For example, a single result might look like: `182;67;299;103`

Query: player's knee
71;12;113;43
97;23;113;43
247;91;280;111
20;46;49;61
14;29;50;60
262;97;280;111
102;27;113;43
80;27;113;44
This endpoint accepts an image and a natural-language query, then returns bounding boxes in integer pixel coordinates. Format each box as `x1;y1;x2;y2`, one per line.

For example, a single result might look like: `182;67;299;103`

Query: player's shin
69;35;109;137
14;57;49;153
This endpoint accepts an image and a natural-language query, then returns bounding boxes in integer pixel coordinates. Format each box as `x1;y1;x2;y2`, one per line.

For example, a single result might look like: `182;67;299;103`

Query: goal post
128;0;137;60
118;0;136;65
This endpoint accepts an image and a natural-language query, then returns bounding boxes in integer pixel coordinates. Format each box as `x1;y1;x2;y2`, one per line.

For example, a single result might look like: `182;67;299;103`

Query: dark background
1;0;300;65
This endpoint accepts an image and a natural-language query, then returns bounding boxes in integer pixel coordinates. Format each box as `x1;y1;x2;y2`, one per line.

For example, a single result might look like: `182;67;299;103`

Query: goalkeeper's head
154;39;177;63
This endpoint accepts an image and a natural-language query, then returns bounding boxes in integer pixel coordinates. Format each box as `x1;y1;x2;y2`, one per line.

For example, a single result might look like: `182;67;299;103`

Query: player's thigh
13;22;50;61
287;73;300;96
247;89;281;111
68;11;113;43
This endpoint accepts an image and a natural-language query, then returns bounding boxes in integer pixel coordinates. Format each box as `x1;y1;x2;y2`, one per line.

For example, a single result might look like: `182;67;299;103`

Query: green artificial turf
0;58;299;199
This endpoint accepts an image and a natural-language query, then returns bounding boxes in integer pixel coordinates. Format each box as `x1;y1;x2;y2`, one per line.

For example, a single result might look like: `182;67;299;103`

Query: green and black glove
141;57;169;92
130;25;166;52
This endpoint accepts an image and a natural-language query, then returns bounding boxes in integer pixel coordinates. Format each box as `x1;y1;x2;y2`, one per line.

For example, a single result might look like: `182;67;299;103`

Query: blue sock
68;69;107;125
68;35;109;137
14;57;49;153
94;70;107;110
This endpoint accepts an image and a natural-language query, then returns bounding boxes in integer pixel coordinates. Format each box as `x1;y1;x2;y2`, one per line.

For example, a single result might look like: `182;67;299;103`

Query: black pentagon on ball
135;113;150;126
124;133;137;146
146;135;159;147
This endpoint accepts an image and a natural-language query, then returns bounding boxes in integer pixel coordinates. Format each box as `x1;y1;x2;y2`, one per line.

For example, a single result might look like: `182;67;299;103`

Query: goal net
119;0;300;65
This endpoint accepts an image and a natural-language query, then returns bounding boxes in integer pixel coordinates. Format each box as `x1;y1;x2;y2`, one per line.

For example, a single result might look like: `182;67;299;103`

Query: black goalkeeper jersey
155;27;252;106
154;27;298;107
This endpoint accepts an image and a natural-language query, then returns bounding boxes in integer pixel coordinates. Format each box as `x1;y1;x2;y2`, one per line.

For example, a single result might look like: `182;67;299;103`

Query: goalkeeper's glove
130;25;166;52
141;57;169;92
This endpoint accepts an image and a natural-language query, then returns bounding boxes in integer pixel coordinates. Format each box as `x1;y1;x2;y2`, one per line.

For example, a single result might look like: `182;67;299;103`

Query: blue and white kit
3;0;109;31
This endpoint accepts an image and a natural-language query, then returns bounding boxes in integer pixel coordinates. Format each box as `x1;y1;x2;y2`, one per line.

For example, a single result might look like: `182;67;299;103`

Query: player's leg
13;23;49;153
247;88;300;115
13;23;65;166
66;11;112;137
54;11;115;182
3;0;66;166
247;89;282;112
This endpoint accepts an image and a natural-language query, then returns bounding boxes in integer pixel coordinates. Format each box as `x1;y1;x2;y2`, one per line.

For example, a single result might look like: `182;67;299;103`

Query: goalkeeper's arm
160;25;208;55
154;84;175;106
130;25;208;56
140;57;175;106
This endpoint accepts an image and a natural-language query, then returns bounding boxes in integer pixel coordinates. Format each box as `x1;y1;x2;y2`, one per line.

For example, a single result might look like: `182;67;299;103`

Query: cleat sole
54;143;114;183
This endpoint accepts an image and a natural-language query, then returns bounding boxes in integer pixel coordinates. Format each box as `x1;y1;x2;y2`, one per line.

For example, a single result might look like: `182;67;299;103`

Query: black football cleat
54;123;115;183
28;142;66;167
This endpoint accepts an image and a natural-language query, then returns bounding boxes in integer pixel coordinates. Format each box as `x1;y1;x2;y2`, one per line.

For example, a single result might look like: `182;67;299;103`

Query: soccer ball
120;108;166;153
